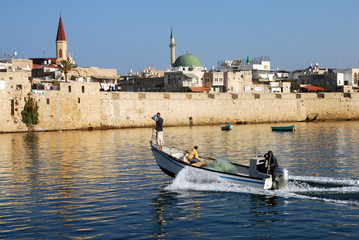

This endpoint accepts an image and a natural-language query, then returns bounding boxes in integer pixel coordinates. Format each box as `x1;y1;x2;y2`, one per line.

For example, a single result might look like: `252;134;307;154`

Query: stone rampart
1;78;359;132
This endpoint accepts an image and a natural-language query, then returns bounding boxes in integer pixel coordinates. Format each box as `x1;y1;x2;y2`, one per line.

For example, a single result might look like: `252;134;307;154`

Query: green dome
173;53;201;67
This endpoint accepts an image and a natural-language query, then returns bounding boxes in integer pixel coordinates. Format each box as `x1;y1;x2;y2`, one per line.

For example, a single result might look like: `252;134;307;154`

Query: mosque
165;28;208;92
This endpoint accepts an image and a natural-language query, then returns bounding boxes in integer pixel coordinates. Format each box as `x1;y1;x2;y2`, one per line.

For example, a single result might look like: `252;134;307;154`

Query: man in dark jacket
152;112;164;150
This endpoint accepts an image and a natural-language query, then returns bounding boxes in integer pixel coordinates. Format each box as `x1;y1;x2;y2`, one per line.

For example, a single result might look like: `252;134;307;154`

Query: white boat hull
151;142;278;190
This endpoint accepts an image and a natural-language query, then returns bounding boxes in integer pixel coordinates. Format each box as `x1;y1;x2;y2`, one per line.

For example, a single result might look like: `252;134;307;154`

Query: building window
59;49;63;58
11;100;14;115
47;98;50;105
68;86;71;92
16;84;22;90
82;86;85;93
78;98;80;103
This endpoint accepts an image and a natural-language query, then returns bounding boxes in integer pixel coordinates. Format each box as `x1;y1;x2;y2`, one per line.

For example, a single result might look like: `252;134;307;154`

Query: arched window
59;49;62;58
354;73;358;86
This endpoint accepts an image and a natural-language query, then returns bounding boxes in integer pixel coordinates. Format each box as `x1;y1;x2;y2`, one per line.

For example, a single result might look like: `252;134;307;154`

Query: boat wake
165;168;359;206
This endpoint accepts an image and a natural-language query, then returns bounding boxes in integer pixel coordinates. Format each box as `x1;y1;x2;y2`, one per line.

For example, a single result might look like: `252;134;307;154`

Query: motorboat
150;141;288;190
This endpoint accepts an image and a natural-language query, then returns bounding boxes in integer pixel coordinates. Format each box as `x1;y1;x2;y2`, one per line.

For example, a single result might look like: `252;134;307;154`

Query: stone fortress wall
1;74;359;133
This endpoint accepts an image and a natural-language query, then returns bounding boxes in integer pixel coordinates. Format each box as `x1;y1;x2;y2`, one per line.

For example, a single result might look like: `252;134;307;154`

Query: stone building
164;53;207;92
0;57;32;73
118;67;165;92
293;63;346;92
203;71;225;92
69;67;118;90
290;63;359;92
333;68;359;91
216;56;290;93
297;72;342;92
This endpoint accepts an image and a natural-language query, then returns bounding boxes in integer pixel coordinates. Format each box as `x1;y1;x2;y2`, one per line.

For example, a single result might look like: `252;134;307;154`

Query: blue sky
1;0;359;74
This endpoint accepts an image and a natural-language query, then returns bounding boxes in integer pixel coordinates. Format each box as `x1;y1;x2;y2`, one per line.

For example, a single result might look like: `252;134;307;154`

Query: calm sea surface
1;121;359;239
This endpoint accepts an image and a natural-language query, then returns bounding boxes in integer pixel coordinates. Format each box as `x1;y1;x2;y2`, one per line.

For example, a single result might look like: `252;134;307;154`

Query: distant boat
221;125;233;131
271;125;295;132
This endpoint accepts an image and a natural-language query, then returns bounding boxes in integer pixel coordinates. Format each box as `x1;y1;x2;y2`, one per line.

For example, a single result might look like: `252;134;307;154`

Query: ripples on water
0;121;359;239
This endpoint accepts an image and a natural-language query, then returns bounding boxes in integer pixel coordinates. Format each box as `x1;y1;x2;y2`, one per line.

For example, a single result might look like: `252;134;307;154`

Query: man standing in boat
152;112;164;150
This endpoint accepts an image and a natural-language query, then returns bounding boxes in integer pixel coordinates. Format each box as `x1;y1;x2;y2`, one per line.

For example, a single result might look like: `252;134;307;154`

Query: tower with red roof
56;16;67;65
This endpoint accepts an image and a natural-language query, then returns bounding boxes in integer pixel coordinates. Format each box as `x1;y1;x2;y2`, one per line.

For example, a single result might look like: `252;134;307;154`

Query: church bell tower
56;16;67;65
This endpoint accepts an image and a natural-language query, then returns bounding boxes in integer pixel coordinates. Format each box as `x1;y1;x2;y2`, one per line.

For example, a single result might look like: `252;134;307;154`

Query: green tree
57;59;75;82
21;93;39;132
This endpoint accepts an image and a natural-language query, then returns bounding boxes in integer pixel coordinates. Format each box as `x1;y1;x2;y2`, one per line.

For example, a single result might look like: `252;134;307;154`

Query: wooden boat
221;125;233;131
271;125;295;131
150;141;288;190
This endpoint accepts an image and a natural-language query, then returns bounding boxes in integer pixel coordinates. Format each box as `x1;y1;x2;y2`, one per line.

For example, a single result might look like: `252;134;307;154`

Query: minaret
56;16;67;65
169;27;176;67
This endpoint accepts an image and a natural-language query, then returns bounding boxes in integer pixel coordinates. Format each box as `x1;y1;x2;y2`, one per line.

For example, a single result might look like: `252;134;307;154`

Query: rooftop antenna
43;51;45;58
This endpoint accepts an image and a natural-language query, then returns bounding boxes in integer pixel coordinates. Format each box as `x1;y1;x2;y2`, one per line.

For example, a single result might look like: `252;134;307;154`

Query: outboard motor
265;151;288;189
272;167;288;189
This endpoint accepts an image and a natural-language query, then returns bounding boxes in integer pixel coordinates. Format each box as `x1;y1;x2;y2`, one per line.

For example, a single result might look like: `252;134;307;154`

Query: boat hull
151;143;274;189
221;125;233;131
271;125;295;131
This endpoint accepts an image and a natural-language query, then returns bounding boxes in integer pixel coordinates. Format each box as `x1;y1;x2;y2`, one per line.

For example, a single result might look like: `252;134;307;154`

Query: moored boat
271;125;295;131
221;125;233;131
150;141;288;190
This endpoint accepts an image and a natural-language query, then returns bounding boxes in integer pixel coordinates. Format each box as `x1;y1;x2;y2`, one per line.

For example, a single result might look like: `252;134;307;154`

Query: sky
1;0;359;74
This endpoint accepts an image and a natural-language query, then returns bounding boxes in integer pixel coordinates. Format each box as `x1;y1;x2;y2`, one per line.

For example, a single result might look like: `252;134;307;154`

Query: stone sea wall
1;80;359;133
101;91;359;128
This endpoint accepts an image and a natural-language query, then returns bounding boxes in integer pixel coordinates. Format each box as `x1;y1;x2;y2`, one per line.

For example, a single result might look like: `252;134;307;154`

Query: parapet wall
1;82;359;132
103;92;359;128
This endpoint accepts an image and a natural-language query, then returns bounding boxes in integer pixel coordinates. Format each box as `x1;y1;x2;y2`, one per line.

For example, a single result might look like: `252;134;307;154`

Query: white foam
289;175;359;186
165;168;359;206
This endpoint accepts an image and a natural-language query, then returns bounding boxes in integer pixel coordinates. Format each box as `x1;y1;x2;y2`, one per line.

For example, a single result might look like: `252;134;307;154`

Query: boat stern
272;167;288;189
264;176;273;190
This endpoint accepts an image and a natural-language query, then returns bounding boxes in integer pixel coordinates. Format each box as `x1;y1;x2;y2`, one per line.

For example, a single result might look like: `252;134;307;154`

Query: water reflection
0;121;359;239
151;188;203;239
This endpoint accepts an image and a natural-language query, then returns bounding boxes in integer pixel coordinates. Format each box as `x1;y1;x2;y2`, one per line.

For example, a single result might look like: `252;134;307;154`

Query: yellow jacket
188;148;199;160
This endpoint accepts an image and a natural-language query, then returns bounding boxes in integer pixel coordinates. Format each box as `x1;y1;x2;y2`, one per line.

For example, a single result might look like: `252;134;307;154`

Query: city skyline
1;0;359;74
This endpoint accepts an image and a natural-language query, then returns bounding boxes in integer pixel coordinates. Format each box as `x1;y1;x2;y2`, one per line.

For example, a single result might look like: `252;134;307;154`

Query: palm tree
57;59;75;82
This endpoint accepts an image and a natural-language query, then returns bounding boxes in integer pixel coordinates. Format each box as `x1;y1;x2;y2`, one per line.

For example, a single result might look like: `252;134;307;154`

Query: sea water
0;121;358;239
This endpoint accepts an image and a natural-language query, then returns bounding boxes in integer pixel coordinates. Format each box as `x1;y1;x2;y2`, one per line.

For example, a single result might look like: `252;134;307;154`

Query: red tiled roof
30;58;57;69
189;87;211;92
56;16;66;41
301;84;324;92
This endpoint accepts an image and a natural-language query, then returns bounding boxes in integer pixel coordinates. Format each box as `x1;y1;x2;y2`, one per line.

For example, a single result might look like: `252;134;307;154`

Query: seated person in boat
187;146;200;164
